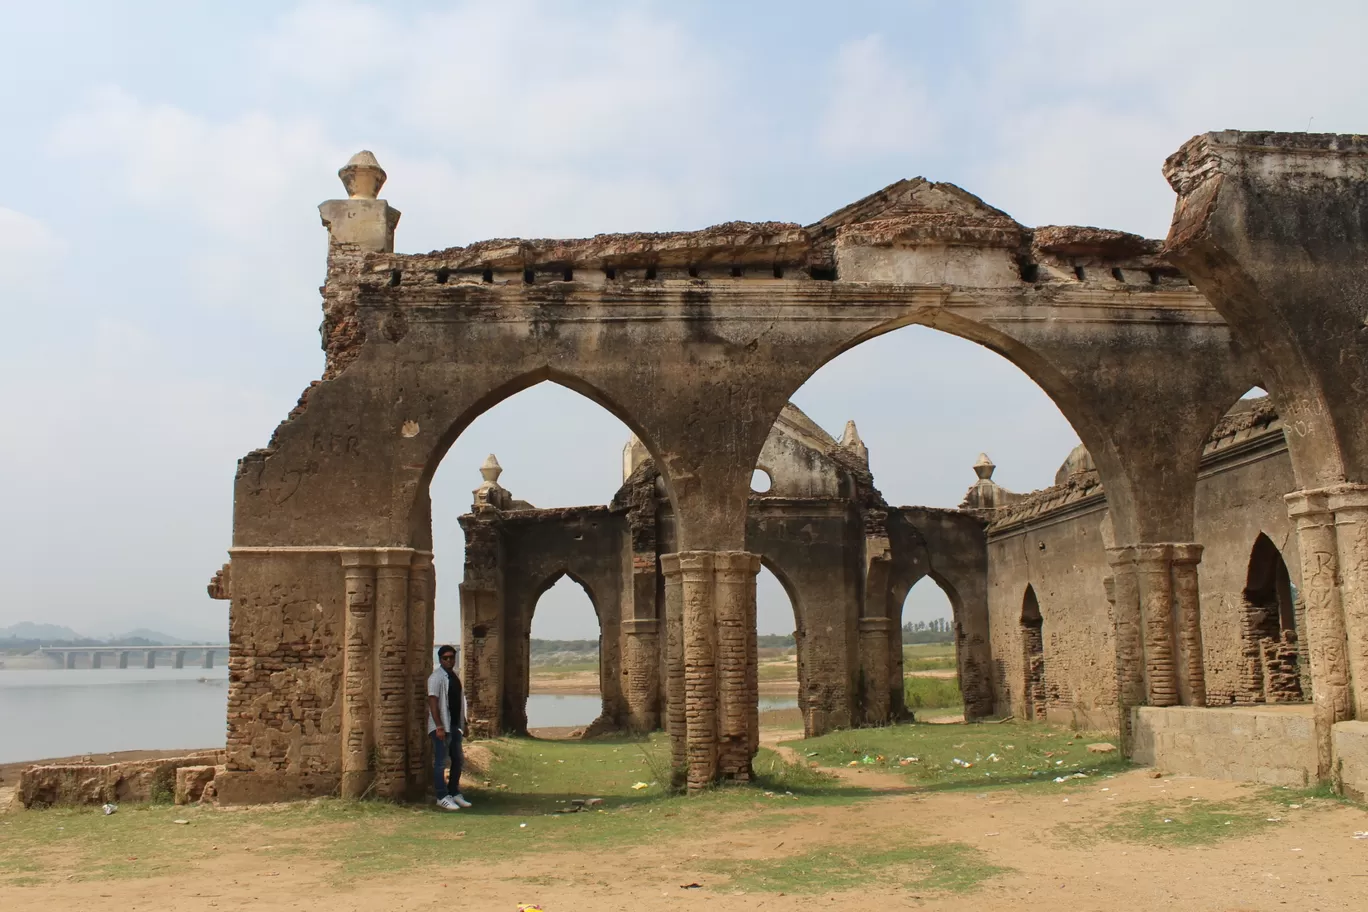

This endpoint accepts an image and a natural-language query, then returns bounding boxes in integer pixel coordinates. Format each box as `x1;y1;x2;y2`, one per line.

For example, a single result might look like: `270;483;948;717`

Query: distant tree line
902;618;954;644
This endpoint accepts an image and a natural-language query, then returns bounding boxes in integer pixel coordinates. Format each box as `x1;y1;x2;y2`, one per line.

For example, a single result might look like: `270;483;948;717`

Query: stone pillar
340;550;378;799
1134;544;1179;707
1107;547;1145;752
661;554;686;788
715;552;760;780
679;552;718;791
373;549;412;800
858;617;893;724
459;516;504;739
1331;486;1368;719
1171;543;1207;708
407;553;434;798
622;617;661;733
1287;490;1354;776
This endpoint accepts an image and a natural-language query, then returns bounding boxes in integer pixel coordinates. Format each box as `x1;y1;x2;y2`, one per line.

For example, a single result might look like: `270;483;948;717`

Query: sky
1;0;1365;643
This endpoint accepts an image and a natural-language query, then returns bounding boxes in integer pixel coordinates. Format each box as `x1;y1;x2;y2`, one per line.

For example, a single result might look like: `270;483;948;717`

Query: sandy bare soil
6;751;1366;911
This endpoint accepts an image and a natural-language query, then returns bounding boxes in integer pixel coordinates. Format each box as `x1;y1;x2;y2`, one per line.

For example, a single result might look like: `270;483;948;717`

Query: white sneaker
450;793;472;808
436;796;460;811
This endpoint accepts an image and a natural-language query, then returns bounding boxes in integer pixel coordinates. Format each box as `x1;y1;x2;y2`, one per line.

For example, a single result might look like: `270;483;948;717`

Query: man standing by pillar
427;645;472;811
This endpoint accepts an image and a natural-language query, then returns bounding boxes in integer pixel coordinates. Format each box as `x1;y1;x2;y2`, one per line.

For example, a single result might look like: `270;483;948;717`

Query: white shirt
426;667;466;734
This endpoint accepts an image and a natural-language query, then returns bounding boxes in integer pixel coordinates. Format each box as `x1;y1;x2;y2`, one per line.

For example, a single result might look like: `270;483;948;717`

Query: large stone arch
1163;131;1368;772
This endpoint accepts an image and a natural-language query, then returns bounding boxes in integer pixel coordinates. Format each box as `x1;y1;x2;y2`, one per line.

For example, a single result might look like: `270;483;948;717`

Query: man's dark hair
437;644;456;658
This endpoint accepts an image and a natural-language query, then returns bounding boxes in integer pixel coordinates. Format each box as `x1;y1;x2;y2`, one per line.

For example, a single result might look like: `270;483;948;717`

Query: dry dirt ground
4;737;1366;912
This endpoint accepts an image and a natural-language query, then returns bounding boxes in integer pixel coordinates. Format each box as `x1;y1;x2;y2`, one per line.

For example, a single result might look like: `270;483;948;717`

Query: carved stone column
623;615;661;734
407;553;434;798
1106;547;1144;751
714;551;760;780
1170;543;1207;707
373;549;413;800
1331;485;1368;718
679;552;718;791
660;554;686;788
1286;490;1353;777
1133;544;1179;707
340;550;378;799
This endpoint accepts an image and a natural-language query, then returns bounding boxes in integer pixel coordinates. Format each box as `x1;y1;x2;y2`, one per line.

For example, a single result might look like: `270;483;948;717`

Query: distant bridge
36;645;230;670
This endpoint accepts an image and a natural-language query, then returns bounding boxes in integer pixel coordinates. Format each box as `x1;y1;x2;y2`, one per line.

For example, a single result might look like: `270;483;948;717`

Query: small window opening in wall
389;269;402;287
1110;267;1125;282
523;268;535;285
688;266;699;278
730;266;743;278
562;268;574;282
471;624;489;639
808;266;837;281
1148;269;1161;285
751;468;773;493
604;266;617;281
773;265;784;279
1017;261;1039;283
435;268;450;284
481;268;493;284
645;266;657;281
1073;265;1086;281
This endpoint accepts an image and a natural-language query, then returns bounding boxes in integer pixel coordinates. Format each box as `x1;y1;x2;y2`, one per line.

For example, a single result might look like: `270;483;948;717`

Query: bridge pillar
92;651;105;670
118;651;129;669
174;650;185;669
65;652;76;669
146;649;157;669
203;649;214;669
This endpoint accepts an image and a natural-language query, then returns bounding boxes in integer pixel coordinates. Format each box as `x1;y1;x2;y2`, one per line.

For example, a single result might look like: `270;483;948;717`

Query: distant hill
0;622;85;641
112;628;200;646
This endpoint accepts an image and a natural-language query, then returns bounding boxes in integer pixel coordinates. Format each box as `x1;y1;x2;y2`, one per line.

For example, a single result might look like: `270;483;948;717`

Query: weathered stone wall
219;551;347;803
984;403;1303;730
1132;705;1316;787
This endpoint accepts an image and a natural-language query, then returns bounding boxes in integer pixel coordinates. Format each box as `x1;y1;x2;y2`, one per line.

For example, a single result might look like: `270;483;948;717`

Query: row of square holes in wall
387;263;1171;286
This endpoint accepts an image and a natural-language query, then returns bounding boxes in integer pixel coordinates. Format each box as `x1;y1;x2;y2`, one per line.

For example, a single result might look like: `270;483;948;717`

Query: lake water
0;669;798;764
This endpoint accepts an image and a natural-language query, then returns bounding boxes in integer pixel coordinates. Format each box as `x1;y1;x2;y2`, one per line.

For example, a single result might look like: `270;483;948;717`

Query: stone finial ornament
338;151;387;200
839;420;869;464
480;454;503;483
473;454;511;511
974;453;996;480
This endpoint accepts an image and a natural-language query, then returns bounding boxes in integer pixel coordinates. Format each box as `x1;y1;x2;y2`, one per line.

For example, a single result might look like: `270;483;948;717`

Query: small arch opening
1072;265;1086;282
1020;585;1046;721
435;268;450;284
1240;534;1303;703
898;577;962;718
751;468;773;493
523;268;535;285
481;268;493;283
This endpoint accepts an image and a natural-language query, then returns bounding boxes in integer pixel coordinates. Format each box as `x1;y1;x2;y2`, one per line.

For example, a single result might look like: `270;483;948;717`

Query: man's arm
427;693;445;739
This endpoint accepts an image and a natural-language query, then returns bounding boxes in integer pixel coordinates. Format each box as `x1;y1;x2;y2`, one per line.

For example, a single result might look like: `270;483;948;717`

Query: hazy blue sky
1;1;1364;643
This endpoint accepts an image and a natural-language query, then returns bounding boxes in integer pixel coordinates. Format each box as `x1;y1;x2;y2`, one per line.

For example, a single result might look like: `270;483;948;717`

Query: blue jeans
431;729;463;799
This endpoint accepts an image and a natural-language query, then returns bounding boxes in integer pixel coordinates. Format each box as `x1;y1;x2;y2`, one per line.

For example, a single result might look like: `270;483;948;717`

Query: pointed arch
1021;584;1047;721
408;367;677;548
1239;533;1304;704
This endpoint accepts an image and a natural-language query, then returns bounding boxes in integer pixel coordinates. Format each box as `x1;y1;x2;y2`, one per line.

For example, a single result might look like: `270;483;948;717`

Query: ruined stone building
211;132;1368;804
457;403;988;744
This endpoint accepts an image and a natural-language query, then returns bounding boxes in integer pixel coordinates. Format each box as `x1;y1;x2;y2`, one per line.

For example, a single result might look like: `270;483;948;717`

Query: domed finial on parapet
840;420;869;465
339;151;387;200
473;454;511;511
961;452;1017;514
480;454;503;483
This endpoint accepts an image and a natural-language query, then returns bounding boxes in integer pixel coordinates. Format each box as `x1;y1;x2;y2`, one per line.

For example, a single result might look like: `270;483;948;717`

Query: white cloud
0;206;66;302
818;34;938;160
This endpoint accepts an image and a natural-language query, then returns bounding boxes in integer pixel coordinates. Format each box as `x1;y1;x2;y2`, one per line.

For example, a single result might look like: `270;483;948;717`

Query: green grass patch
1062;794;1289;848
903;643;958;672
788;720;1128;791
757;661;799;682
903;675;963;711
528;661;600;676
705;840;1008;894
